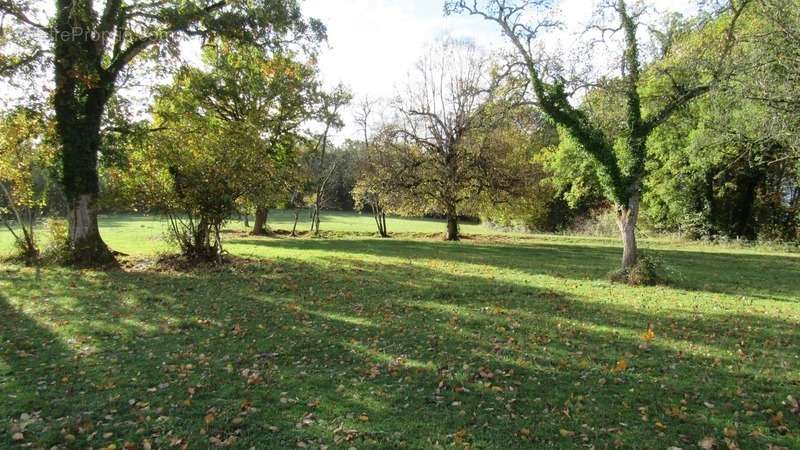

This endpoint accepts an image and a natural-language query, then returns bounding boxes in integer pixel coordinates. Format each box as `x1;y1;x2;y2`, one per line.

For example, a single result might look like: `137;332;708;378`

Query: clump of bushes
40;218;71;264
608;254;662;286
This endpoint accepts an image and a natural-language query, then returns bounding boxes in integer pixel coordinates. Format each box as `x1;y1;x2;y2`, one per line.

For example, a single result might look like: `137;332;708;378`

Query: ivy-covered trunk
616;192;640;270
55;86;115;266
54;0;114;266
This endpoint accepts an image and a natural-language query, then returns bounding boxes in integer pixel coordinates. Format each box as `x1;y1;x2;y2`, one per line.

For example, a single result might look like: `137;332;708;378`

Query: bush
608;254;661;286
41;218;70;264
7;235;39;265
165;214;225;263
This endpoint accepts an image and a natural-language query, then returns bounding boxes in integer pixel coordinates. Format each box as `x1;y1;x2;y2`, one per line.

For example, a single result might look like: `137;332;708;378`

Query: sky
0;0;698;139
302;0;697;141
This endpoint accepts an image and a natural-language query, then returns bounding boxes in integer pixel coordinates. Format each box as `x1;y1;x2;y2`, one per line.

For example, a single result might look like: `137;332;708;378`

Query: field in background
1;212;799;449
3;210;795;258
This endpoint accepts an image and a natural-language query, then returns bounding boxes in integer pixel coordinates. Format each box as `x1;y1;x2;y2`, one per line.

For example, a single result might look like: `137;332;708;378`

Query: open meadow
1;213;799;449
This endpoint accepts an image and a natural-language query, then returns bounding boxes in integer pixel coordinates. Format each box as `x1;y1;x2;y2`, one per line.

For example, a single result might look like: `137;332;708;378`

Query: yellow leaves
358;414;369;422
0;109;55;210
666;405;689;421
559;428;575;437
613;359;628;372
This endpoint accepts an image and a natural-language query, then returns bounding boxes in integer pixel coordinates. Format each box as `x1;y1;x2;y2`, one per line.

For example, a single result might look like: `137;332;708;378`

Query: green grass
1;212;799;449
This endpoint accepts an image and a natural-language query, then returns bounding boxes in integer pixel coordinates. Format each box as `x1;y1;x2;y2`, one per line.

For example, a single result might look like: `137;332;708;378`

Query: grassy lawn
1;212;799;449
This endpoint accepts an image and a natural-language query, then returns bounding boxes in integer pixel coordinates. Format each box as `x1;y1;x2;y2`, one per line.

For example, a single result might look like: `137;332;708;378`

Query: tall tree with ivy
447;0;750;273
0;0;324;266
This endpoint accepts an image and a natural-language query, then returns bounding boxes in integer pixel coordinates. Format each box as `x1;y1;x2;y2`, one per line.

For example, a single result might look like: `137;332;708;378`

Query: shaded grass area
1;218;799;449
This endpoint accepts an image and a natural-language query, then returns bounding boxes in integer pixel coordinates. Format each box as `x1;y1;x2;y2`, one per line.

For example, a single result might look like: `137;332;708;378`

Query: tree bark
251;207;269;235
616;192;640;270
445;212;459;241
65;192;113;265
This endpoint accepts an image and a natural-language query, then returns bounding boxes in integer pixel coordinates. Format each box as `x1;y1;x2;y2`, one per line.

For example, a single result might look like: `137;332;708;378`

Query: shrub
41;218;70;264
608;254;661;286
165;213;226;263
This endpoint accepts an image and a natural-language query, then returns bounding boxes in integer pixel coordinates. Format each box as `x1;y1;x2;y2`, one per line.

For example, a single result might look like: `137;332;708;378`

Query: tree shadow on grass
233;237;800;302
1;256;798;449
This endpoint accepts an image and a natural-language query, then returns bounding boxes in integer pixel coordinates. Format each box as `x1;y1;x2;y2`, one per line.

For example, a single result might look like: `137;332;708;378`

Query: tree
308;84;351;235
135;42;315;263
388;37;511;241
181;42;319;236
0;0;323;266
352;96;390;237
475;104;563;232
0;108;56;263
447;0;751;271
640;1;800;240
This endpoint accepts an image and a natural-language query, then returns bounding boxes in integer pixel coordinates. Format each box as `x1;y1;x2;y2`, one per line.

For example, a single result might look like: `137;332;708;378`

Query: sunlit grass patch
1;214;799;449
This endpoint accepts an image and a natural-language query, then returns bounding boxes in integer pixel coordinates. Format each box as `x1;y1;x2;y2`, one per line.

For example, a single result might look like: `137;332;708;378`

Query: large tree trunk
616;192;640;270
54;4;115;267
59;116;114;266
445;211;459;241
67;193;113;265
251;207;269;235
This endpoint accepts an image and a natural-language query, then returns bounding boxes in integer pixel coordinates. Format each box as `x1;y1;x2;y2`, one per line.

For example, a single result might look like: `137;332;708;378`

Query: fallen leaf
698;436;716;450
788;395;800;417
642;325;655;342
